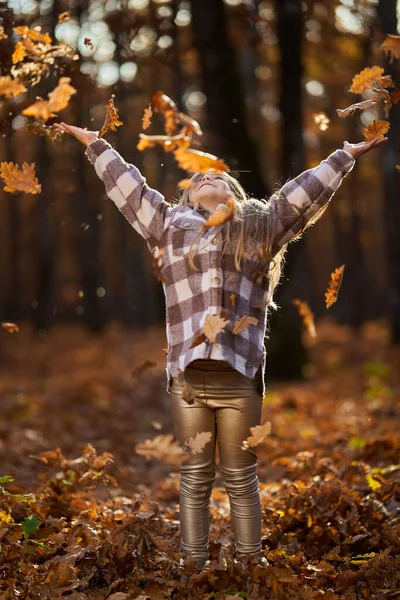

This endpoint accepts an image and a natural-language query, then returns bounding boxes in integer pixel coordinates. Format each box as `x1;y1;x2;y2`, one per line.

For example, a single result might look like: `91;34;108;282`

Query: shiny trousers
170;359;263;566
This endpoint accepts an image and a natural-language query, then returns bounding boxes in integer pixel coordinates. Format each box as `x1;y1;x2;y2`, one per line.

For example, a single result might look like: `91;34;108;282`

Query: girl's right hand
53;122;99;147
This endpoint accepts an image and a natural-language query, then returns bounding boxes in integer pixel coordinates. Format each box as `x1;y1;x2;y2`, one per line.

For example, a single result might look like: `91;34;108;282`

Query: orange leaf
361;119;390;141
0;26;7;40
22;77;77;121
142;105;153;130
1;322;19;333
174;147;229;174
325;265;345;308
232;315;259;335
242;421;271;449
189;332;207;349
177;178;193;190
230;293;237;307
292;299;316;340
58;12;70;23
350;66;385;94
12;40;27;64
0;162;41;194
202;313;228;344
99;97;123;138
0;76;26;98
380;34;400;62
202;197;235;229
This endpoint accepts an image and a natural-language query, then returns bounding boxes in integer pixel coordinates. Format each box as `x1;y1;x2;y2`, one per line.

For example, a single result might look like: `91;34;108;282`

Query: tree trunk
377;0;400;343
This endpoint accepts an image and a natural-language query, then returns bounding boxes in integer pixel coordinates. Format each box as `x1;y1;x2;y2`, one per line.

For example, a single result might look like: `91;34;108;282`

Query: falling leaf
366;474;382;491
241;421;271;450
131;360;157;382
0;76;26;98
0;162;41;194
174;147;229;174
26;121;63;142
99;97;123;138
135;434;189;466
232;315;259;335
185;431;212;455
325;265;345;308
58;12;70;23
151;247;165;283
177;178;193;189
151;90;180;134
189;332;207;349
0;26;7;40
176;371;197;404
142;105;153;130
12;41;27;64
230;293;237;307
380;34;400;62
22;77;77;121
202;197;235;229
350;66;385;94
84;37;95;50
1;322;19;333
202;313;229;344
361;119;390;141
336;97;380;118
292;299;316;340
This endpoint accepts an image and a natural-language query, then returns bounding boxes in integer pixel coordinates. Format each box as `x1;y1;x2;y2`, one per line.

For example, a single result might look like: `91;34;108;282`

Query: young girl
54;121;387;571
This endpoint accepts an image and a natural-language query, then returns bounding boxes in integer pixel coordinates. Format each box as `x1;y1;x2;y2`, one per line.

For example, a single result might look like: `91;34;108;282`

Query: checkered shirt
86;138;355;395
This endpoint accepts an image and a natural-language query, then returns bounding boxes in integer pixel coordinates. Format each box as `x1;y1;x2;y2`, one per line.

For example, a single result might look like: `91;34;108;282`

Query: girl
54;121;387;572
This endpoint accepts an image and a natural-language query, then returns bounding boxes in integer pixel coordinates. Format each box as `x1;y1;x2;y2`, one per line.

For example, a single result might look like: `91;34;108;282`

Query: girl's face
189;171;232;213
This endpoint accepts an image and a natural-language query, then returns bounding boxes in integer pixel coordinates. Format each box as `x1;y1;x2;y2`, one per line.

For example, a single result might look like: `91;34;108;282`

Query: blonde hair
174;171;296;311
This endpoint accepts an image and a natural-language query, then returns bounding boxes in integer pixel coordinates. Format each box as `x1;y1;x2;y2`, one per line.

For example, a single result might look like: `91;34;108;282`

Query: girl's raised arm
268;138;387;255
54;123;171;249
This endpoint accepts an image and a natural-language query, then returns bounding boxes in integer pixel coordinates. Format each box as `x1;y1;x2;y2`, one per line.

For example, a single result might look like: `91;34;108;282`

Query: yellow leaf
0;76;26;98
22;77;77;121
135;434;189;466
177;178;193;190
325;265;345;308
350;66;385;94
0;511;13;523
336;97;380;119
366;474;382;491
0;162;41;194
174;147;229;174
380;34;400;62
58;12;70;23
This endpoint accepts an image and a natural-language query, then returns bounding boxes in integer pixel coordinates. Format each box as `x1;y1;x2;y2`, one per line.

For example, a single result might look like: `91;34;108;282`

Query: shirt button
245;361;252;369
184;222;191;228
212;277;220;285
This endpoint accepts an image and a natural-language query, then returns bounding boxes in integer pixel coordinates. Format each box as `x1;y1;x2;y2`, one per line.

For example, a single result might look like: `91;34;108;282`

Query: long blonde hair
174;171;296;311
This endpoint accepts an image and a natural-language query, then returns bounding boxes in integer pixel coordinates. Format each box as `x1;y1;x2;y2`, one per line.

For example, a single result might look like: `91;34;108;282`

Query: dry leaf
230;293;237;307
0;162;41;194
131;360;157;382
241;421;271;450
232;315;259;335
202;313;229;344
26;121;63;142
176;371;197;404
84;37;95;50
12;40;27;64
22;77;77;121
151;90;180;134
350;66;385;94
202;197;235;229
174;147;229;174
136;434;188;466
185;431;212;455
292;299;316;340
325;265;345;308
380;34;400;62
152;247;165;283
0;26;7;40
336;97;380;118
99;97;123;138
177;178;193;190
142;106;153;130
1;322;19;333
361;119;390;141
0;76;26;98
189;332;207;349
58;12;70;23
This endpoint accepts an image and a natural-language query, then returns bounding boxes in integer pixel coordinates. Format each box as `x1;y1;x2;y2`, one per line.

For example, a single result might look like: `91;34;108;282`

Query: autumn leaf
58;12;70;23
176;371;197;404
1;322;19;333
0;26;7;40
151;90;180;134
365;474;382;491
131;360;157;383
135;434;189;466
142;105;153;130
0;76;26;98
174;147;229;174
380;34;400;62
361;119;390;141
337;97;380;118
241;421;271;450
22;77;77;121
12;40;27;64
202;313;229;343
325;265;345;308
177;178;193;190
84;37;95;50
202;197;235;229
189;332;207;349
292;299;316;340
185;431;212;455
99;97;123;138
350;66;385;94
0;162;41;194
26;121;64;142
232;315;259;335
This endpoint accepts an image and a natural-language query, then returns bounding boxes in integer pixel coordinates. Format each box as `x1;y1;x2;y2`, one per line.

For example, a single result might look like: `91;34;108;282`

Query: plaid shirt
86;138;355;395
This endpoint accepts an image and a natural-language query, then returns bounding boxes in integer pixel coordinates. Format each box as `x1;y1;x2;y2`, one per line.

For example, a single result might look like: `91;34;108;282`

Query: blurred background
0;0;399;380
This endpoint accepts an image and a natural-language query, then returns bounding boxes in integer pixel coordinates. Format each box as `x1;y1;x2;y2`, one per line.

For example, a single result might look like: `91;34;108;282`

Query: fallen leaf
189;332;207;349
230;293;237;307
325;265;345;308
99;97;123;138
232;315;259;335
131;360;157;382
142;105;153;130
350;66;385;94
242;421;271;449
12;40;27;64
1;322;19;333
292;299;316;340
202;313;228;343
135;434;189;466
0;162;41;194
177;178;193;189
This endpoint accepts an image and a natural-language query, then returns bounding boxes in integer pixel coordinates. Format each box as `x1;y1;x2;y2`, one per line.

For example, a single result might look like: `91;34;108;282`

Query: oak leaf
185;431;212;455
232;315;259;335
151;90;180;134
174;147;229;174
189;332;207;349
99;97;123;138
202;197;235;228
142;105;153;130
0;76;26;98
361;119;390;141
0;162;41;194
292;299;316;340
241;421;271;450
380;34;400;62
337;97;380;118
22;77;77;121
202;313;229;343
1;322;19;333
176;371;198;404
135;434;189;466
177;178;193;189
350;66;385;94
325;265;345;308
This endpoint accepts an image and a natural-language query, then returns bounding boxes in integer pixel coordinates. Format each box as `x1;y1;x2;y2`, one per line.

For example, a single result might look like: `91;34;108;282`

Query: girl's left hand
343;137;388;159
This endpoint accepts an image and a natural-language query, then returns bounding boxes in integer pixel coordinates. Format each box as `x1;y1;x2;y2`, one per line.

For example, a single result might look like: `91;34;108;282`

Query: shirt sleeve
85;138;171;248
268;148;356;254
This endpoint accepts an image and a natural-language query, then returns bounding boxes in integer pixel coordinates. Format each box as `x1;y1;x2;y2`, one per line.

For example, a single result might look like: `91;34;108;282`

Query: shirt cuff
341;148;355;160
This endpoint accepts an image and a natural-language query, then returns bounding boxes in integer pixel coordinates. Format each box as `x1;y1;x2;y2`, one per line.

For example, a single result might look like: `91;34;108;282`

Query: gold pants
170;359;263;566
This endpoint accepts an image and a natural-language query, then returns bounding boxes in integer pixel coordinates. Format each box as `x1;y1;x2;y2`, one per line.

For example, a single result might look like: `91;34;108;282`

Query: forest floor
0;319;399;600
